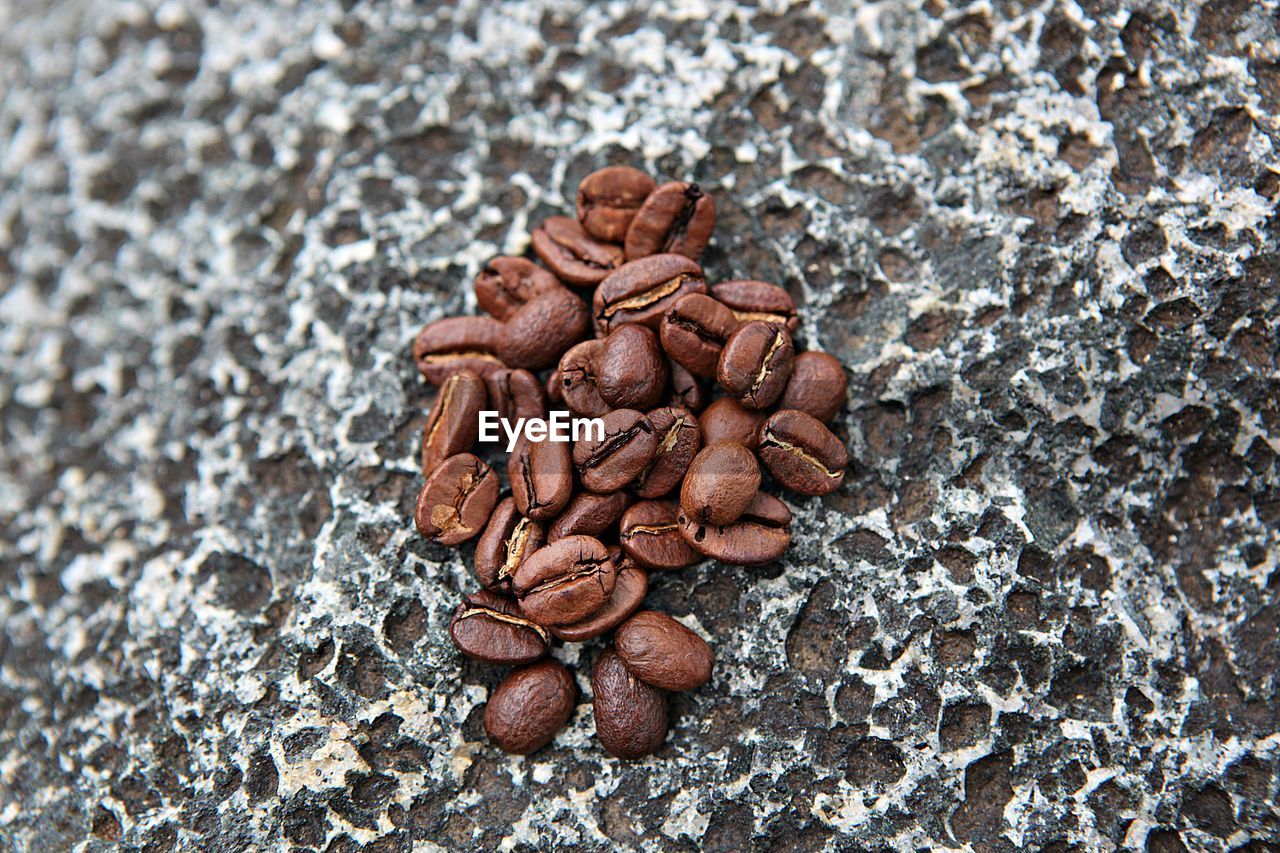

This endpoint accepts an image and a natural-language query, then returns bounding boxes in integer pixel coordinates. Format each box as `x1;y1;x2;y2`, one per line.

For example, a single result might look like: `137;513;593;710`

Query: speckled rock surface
2;0;1278;849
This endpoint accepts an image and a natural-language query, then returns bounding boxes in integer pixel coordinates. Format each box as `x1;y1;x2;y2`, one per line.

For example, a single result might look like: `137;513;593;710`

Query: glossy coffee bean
620;500;701;571
548;491;632;542
474;256;561;320
551;563;648;642
699;396;765;450
592;647;668;759
414;453;499;545
757;409;848;495
593;254;707;335
615;611;714;691
449;590;548;664
475;497;546;591
497;287;591;371
421;370;486;478
710;280;799;332
680;441;760;527
509;436;573;522
412;316;505;384
597;324;667;410
577;166;656;243
484;658;577;754
634;406;700;498
512;535;616;626
717;321;794;410
660;292;738;377
484;367;548;425
624;181;716;262
531;216;624;285
667;359;707;412
678;490;792;565
557;340;609;417
779;351;847;424
573;409;657;493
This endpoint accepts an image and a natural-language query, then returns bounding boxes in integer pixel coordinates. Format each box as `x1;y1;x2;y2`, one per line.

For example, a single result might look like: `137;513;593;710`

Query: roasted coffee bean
597;324;667;410
592;647;668;759
615;611;714;691
484;367;547;425
699;396;765;449
667;359;707;412
680;441;760;526
778;351;847;424
475;497;546;590
710;280;799;332
414;453;500;544
557;340;609;417
449;590;548;664
577;166;656;243
484;658;577;754
678;490;792;565
757;409;848;495
509;436;573;522
412;316;505;384
546;369;565;406
548;491;632;542
531;216;624;285
634;406;700;498
512;535;616;626
619;500;701;571
660;292;738;377
421;370;486;478
717;321;794;410
497;287;591;371
624;181;716;262
474;256;561;320
572;409;657;493
551;563;648;642
593;254;707;335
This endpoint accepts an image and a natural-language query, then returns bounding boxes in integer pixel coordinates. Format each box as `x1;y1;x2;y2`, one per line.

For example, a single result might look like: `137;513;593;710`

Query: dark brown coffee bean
509;436;573;522
484;367;547;425
778;351;847;424
512;535;616;626
474;256;561;320
557;340;608;417
548;491;632;542
680;441;760;527
572;409;657;493
678;490;791;565
660;292;737;377
531;216;624;285
624;181;716;262
592;647;668;759
593;254;707;335
412;316;505;384
615;611;714;691
757;409;848;495
550;563;648;642
577;166;656;243
421;370;486;478
414;453;499;544
634;407;700;498
710;280;799;332
717;321;794;410
449;590;549;664
546;369;565;406
497;287;591;371
620;500;701;571
699;397;765;449
484;658;576;754
667;360;707;412
597;324;667;410
475;497;546;590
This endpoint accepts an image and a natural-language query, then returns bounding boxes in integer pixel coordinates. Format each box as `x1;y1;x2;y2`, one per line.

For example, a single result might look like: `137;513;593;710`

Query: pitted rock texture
1;0;1278;850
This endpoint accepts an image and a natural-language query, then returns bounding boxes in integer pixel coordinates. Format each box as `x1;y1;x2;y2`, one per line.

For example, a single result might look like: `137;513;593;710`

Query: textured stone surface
2;0;1278;849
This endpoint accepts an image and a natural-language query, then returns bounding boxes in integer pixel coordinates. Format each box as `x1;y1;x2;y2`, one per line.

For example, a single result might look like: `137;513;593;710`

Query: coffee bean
414;453;499;544
680;441;760;526
572;409;657;493
624;181;716;262
593;254;707;335
475;497;546;590
699;396;765;449
509;436;573;522
550;563;648;642
412;316;505;384
497;287;591;371
484;658;577;754
592;647;668;759
717;321;794;410
557;340;609;417
484;367;547;425
778;351;847;424
546;369;565;406
757;409;848;495
667;359;707;412
620;500;701;571
710;280;799;332
421;370;486;478
615;610;714;691
449;590;549;664
660;292;738;377
474;256;561;320
634;406;700;498
597;324;667;410
512;535;616;626
678;490;792;565
577;166;656;243
547;491;632;542
531;216;624;285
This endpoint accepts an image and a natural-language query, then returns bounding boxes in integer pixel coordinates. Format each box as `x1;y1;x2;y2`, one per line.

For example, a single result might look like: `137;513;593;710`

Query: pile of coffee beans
411;166;848;758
